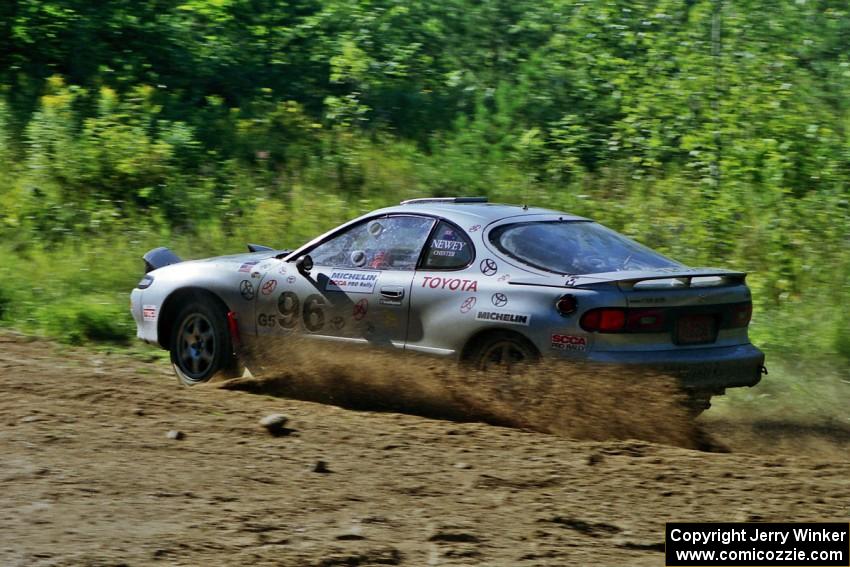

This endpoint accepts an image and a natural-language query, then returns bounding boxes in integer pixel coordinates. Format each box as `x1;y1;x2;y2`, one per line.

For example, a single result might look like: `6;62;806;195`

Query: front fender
130;253;283;349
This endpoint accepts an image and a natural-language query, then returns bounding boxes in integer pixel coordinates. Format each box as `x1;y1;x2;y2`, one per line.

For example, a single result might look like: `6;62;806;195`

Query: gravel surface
1;332;848;566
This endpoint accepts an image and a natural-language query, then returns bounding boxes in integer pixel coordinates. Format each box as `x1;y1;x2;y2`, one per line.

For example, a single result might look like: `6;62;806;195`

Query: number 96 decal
260;293;328;332
277;291;300;329
302;294;326;332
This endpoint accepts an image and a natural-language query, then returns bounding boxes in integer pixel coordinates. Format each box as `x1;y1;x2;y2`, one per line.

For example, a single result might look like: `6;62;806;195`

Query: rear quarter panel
406;256;619;360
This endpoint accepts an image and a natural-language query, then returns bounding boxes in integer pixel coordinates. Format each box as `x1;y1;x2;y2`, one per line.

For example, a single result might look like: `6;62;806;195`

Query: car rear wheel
467;332;539;372
170;299;238;386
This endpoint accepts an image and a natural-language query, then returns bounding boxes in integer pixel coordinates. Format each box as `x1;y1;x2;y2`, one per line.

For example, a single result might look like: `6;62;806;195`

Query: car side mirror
296;254;313;276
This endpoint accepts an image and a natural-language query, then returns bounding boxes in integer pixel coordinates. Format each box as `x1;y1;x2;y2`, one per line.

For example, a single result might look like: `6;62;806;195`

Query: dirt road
2;332;848;566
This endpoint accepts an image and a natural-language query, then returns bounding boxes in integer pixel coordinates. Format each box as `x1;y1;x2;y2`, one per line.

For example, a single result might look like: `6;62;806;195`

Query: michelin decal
475;311;530;326
325;270;379;293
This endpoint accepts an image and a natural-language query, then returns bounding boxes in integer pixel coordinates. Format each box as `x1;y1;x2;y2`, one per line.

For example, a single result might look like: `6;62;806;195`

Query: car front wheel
169;299;238;386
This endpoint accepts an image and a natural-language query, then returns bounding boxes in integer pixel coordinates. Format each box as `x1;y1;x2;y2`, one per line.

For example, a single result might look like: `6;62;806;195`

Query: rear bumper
586;343;765;391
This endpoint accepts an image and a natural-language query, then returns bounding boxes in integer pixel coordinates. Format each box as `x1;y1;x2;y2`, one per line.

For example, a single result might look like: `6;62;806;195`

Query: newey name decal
430;239;466;257
475;311;530;326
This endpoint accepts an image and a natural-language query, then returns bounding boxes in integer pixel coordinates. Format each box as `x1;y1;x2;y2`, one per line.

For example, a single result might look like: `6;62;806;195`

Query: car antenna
522;204;528;211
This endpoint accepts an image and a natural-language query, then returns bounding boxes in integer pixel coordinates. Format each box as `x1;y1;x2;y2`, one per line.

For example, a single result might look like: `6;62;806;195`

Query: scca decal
551;334;587;351
475;311;530;326
421;276;478;292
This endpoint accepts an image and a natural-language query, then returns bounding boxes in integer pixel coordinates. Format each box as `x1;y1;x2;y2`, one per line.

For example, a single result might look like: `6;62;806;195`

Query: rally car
131;197;765;408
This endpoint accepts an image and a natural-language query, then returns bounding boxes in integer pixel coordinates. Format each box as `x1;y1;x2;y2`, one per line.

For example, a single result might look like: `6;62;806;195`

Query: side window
421;221;474;269
309;215;435;271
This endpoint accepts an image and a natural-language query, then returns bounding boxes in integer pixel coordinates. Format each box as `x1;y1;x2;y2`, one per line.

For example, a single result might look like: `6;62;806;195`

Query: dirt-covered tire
466;331;540;372
169;298;239;386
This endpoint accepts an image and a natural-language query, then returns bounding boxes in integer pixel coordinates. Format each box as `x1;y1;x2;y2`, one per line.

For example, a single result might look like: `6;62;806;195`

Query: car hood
199;251;281;265
148;250;282;279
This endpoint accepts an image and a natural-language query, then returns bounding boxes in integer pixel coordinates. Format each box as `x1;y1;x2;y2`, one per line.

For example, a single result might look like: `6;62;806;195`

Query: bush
45;297;134;345
0;284;10;321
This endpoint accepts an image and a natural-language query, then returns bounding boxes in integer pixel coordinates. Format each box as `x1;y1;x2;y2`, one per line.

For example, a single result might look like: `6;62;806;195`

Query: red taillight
555;294;578;316
626;308;667;332
581;302;751;334
581;307;665;333
729;302;752;328
580;308;626;332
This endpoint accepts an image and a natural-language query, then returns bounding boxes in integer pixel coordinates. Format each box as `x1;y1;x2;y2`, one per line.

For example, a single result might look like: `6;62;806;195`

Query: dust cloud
220;337;717;450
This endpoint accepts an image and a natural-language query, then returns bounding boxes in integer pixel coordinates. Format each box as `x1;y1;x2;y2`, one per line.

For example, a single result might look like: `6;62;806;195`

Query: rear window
421;221;474;269
489;221;681;275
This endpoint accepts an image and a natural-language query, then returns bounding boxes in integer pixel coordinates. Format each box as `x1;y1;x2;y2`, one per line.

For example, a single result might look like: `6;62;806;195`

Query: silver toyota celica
131;197;765;409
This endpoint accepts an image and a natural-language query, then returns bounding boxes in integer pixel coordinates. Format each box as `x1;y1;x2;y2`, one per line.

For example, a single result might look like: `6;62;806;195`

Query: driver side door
257;214;435;348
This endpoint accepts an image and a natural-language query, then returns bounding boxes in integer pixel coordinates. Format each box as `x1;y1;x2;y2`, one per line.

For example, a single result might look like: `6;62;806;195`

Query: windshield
489;221;682;275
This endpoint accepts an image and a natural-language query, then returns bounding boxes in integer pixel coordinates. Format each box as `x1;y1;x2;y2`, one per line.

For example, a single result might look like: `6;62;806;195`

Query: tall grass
0;84;847;363
1;164;847;364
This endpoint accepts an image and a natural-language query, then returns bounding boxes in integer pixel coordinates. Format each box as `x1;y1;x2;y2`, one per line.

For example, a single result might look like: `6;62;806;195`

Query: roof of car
372;201;588;226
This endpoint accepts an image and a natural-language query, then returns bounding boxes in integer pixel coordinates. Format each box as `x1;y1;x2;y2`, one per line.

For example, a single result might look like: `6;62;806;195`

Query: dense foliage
0;0;848;358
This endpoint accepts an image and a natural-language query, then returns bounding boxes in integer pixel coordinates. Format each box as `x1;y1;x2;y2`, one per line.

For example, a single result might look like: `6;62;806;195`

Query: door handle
380;286;405;299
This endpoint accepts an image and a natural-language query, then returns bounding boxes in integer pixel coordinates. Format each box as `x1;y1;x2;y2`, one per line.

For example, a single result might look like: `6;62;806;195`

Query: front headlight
137;274;154;289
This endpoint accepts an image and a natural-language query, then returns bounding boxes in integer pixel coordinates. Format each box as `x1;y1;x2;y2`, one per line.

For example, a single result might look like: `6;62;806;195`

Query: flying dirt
2;331;848;566
229;337;710;449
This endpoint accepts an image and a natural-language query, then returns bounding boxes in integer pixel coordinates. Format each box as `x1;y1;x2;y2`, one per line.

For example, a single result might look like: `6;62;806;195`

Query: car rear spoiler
143;247;183;273
607;269;748;291
509;268;748;290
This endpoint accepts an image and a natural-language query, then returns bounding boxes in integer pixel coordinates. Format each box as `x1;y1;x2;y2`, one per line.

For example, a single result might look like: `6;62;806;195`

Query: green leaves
0;0;849;356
